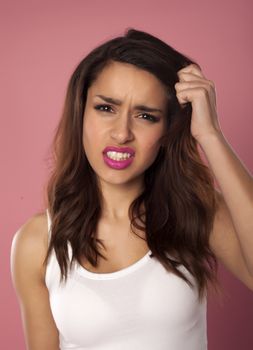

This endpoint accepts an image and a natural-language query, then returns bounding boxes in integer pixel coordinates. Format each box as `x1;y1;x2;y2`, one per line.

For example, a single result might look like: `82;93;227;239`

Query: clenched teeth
106;151;132;161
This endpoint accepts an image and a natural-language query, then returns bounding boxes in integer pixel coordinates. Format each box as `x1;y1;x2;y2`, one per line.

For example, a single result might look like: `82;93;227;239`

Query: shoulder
10;212;61;347
11;211;49;284
11;211;49;254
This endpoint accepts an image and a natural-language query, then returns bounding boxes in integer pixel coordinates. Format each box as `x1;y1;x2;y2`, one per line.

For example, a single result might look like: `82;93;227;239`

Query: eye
138;113;160;123
94;104;114;113
94;104;160;123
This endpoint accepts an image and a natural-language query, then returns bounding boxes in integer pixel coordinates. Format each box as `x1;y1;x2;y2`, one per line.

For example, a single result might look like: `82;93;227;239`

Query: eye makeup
93;104;161;123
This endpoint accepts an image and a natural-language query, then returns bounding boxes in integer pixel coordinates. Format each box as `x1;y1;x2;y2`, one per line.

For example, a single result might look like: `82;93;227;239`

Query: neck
98;177;144;221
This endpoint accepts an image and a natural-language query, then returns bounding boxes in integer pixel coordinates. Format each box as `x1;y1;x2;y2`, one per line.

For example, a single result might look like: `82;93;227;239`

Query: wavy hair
44;28;220;302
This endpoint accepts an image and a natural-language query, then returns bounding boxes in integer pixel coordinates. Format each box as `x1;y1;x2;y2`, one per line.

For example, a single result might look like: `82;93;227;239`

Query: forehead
88;61;168;104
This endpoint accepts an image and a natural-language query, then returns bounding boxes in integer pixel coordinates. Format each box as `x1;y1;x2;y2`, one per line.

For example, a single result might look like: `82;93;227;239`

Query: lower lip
103;153;134;170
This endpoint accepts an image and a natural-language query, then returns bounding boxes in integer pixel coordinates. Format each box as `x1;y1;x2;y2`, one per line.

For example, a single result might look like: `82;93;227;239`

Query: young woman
11;28;253;350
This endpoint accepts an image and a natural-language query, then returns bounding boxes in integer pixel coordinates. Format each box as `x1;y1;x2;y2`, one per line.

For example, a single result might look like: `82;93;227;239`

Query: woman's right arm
10;214;60;350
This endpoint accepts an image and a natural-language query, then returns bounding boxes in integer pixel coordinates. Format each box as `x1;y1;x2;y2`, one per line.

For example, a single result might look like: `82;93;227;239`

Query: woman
11;28;253;349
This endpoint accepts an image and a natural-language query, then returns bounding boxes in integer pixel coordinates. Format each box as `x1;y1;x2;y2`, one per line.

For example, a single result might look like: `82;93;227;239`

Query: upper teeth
106;151;132;160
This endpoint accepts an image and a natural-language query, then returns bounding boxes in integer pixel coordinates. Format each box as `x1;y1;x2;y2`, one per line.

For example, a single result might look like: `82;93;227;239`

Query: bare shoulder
11;211;49;284
10;212;60;348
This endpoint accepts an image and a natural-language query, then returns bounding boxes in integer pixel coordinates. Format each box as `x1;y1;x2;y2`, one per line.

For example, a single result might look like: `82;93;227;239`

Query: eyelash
94;104;160;123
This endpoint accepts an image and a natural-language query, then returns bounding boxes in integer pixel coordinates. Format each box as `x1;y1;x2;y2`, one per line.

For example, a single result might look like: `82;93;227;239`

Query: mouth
103;146;135;159
102;146;135;169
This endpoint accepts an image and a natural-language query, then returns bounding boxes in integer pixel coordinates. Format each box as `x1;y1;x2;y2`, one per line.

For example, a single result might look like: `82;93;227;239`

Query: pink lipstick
102;146;135;170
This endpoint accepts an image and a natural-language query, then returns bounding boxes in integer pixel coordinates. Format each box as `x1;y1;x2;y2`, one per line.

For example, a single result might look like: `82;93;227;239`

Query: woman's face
82;61;168;188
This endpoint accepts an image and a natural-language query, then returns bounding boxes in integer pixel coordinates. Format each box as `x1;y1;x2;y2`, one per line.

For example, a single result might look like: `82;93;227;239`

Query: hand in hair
175;63;221;143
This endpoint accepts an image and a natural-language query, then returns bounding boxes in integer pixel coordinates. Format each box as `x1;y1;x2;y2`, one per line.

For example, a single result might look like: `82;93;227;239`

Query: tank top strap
46;208;52;246
45;209;73;261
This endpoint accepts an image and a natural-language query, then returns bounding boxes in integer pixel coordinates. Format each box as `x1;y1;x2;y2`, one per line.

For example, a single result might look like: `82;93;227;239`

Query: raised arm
10;214;60;350
175;64;253;290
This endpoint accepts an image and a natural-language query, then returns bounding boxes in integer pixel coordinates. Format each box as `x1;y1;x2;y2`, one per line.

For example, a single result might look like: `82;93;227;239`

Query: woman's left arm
175;64;253;290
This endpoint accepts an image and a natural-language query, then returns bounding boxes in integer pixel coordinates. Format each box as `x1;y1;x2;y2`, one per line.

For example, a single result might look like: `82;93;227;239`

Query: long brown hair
44;28;220;302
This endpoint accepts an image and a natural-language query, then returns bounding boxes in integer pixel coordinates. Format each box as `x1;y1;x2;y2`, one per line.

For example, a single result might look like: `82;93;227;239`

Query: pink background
1;0;253;348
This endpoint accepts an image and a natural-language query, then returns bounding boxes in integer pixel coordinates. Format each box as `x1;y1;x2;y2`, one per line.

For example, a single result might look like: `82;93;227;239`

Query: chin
98;172;144;187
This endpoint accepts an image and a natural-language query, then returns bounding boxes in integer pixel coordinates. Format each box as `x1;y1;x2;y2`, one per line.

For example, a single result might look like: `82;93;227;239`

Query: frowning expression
82;61;168;187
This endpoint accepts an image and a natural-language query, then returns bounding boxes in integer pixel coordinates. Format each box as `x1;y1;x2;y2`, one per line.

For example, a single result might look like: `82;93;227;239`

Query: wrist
195;129;225;147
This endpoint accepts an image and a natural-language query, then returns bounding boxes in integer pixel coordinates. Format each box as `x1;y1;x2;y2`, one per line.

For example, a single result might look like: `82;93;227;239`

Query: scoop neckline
75;249;152;280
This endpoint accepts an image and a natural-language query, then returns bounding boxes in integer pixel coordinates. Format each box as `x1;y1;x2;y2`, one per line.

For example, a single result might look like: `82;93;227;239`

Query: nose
110;115;134;144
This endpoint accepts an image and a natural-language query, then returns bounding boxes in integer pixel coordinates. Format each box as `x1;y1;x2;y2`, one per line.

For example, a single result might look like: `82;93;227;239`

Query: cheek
83;117;95;140
138;132;163;168
143;130;164;154
82;114;103;148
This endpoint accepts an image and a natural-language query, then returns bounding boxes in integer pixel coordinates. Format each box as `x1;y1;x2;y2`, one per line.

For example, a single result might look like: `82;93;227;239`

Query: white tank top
45;209;208;350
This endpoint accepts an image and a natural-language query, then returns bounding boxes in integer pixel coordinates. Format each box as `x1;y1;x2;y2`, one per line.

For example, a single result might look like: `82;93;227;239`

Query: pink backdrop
1;0;253;348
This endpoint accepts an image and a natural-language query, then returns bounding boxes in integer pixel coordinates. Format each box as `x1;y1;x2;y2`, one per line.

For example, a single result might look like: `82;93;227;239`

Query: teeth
106;151;132;161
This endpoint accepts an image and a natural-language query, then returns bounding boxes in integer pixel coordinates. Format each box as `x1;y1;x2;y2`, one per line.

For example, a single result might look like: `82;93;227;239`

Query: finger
177;71;209;84
175;81;214;93
175;86;210;104
178;63;205;79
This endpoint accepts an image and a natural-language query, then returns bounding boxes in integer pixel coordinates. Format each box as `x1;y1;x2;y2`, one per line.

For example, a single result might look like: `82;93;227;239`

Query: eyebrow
95;94;163;114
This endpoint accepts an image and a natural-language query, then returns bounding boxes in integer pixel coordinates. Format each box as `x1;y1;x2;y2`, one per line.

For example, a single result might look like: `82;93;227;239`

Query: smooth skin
11;62;253;349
